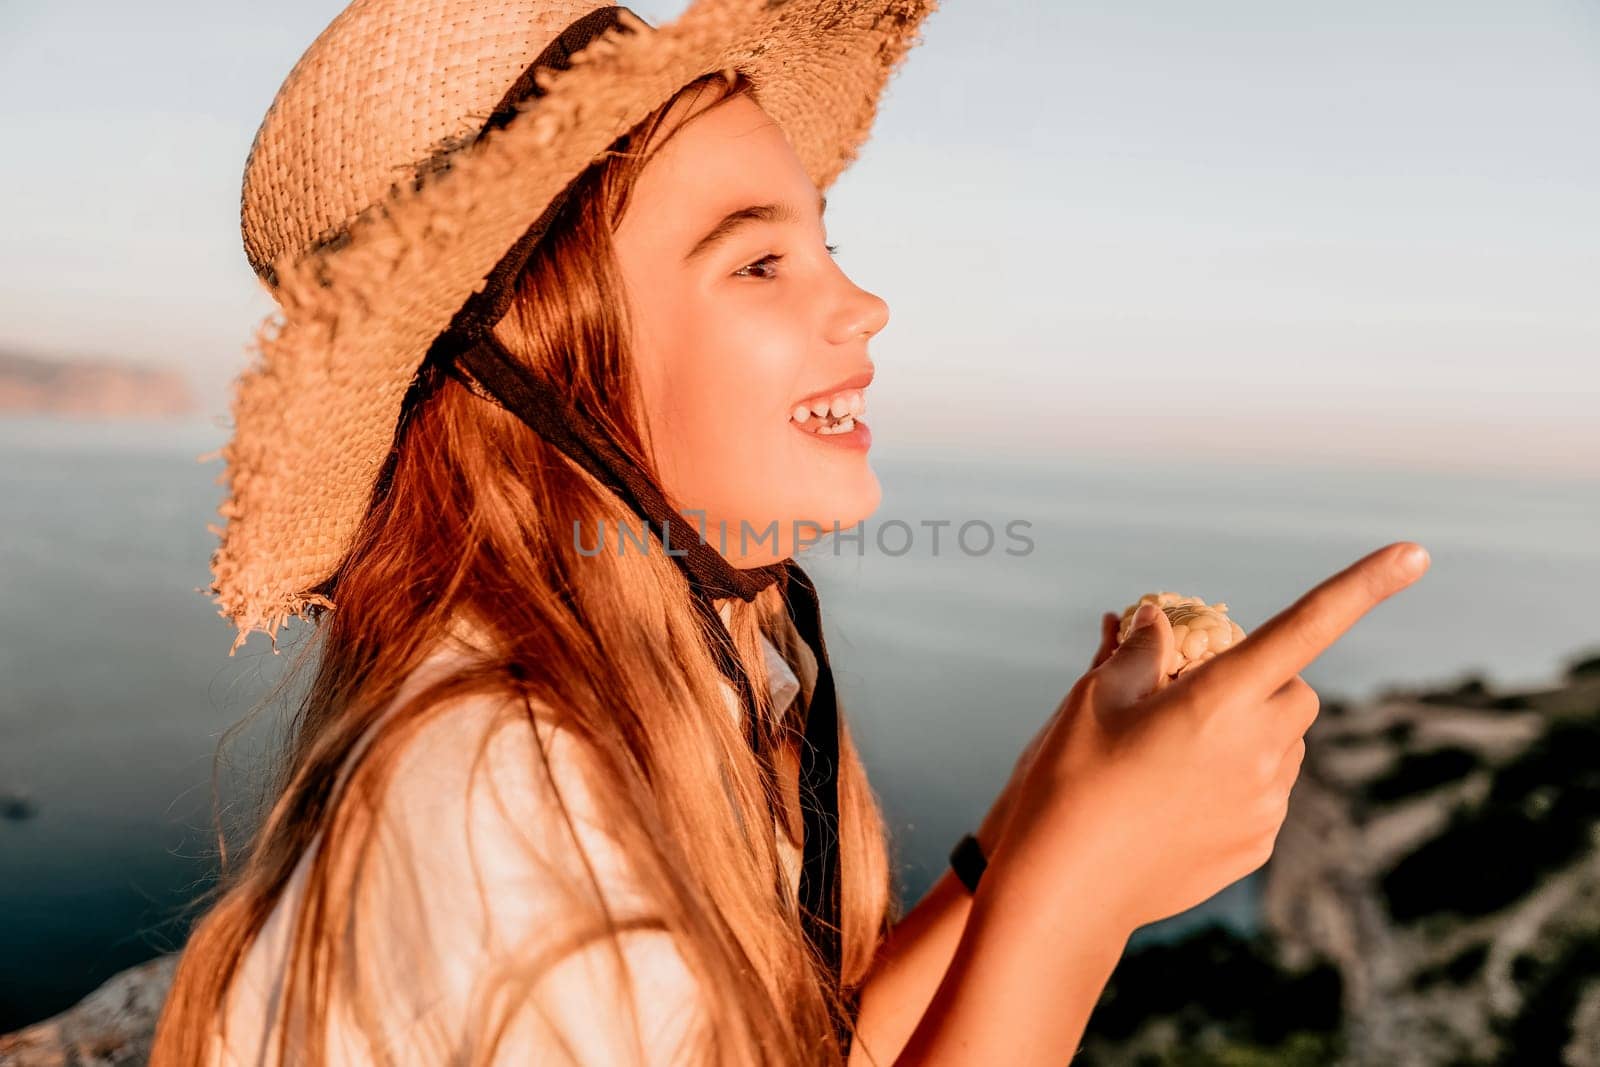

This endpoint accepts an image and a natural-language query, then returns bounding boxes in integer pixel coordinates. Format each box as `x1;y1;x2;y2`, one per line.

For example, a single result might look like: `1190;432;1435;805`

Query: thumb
1088;611;1120;671
1092;603;1175;709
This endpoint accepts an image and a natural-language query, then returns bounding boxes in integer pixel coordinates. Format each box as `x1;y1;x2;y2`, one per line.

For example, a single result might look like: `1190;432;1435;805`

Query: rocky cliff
1079;649;1600;1065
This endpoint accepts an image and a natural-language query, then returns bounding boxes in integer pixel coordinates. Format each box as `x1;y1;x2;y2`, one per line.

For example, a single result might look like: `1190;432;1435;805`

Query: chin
796;470;883;542
710;469;882;564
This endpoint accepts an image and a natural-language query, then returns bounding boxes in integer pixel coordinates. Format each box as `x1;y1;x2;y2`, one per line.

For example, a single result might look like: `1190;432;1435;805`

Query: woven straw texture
205;0;938;653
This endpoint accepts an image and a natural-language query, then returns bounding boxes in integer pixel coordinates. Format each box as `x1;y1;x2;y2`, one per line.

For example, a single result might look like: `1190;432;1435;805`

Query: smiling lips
790;388;866;436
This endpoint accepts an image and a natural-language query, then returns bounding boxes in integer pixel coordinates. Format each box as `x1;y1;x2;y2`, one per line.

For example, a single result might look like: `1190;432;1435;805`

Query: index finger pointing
1196;541;1430;700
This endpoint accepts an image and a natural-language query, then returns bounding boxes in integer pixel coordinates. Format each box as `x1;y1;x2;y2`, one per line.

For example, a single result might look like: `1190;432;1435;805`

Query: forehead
620;93;819;239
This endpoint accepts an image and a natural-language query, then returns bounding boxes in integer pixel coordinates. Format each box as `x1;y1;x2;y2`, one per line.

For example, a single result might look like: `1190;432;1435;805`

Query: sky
1;0;1596;476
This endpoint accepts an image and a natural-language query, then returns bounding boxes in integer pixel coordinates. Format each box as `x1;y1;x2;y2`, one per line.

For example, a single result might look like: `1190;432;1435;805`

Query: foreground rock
0;954;176;1066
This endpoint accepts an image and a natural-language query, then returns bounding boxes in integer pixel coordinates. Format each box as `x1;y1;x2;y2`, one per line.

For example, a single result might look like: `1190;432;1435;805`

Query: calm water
2;414;1596;1028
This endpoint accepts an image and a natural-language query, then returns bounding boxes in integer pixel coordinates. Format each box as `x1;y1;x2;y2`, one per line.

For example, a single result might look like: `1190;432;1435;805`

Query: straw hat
204;0;937;653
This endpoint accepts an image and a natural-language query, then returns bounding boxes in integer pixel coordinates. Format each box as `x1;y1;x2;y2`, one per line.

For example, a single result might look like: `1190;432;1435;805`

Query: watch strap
949;832;988;894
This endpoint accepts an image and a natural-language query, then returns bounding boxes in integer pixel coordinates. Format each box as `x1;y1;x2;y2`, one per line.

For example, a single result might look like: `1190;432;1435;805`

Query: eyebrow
682;191;828;264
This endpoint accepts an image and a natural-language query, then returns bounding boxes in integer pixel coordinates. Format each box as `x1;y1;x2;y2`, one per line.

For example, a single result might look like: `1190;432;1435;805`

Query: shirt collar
716;600;802;726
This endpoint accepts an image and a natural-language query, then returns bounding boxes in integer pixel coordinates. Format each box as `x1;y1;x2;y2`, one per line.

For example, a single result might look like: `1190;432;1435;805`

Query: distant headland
0;350;195;418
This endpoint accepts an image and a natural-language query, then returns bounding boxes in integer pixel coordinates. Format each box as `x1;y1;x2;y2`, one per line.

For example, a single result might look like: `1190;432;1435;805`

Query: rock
1079;662;1600;1064
0;953;178;1066
1262;668;1600;1064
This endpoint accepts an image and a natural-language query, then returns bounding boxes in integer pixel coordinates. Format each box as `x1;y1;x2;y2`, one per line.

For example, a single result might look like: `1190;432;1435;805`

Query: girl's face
613;90;890;565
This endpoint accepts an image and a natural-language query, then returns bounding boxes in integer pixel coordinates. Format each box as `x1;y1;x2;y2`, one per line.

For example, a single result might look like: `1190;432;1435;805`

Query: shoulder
358;662;656;934
362;636;597;837
339;658;705;1062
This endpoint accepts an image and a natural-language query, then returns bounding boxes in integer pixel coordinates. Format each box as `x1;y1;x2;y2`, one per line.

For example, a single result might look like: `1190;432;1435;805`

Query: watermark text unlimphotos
572;512;1035;558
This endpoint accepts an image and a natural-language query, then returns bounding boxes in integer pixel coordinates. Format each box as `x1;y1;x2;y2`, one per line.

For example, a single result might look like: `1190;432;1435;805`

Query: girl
154;1;1429;1064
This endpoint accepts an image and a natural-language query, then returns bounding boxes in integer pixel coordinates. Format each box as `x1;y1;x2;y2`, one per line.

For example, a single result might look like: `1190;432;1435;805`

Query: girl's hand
991;541;1430;936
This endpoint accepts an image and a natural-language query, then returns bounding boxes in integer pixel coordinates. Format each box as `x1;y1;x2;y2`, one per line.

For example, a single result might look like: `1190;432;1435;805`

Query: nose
827;274;890;346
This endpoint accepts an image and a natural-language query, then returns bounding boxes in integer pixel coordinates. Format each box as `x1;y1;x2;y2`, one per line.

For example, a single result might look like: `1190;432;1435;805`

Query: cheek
641;303;804;517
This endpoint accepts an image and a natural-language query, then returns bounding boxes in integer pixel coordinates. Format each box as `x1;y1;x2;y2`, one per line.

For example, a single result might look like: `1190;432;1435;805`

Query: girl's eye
734;244;841;280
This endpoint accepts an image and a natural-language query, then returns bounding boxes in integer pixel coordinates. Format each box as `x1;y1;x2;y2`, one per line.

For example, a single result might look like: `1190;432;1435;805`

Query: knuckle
1258;784;1291;825
1277;677;1320;732
1286;675;1317;705
1255;750;1281;787
1300;703;1321;739
1272;748;1306;800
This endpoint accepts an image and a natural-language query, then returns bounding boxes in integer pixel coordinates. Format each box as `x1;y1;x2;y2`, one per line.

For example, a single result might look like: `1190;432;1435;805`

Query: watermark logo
572;512;1036;558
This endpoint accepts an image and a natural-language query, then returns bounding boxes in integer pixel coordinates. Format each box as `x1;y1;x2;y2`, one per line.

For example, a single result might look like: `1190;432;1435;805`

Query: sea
2;413;1596;1030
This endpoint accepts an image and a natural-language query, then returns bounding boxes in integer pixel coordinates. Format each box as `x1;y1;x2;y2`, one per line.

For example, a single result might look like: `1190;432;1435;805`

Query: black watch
949;832;988;893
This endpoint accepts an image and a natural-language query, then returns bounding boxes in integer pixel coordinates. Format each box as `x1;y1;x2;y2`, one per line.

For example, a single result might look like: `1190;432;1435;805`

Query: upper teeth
791;389;866;424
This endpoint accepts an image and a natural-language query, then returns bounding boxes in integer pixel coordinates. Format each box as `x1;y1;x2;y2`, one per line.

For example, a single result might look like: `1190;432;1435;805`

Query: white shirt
207;606;805;1067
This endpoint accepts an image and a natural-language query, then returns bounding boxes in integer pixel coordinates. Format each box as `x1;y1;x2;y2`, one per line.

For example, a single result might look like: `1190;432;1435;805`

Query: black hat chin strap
440;332;848;1033
401;6;850;1041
